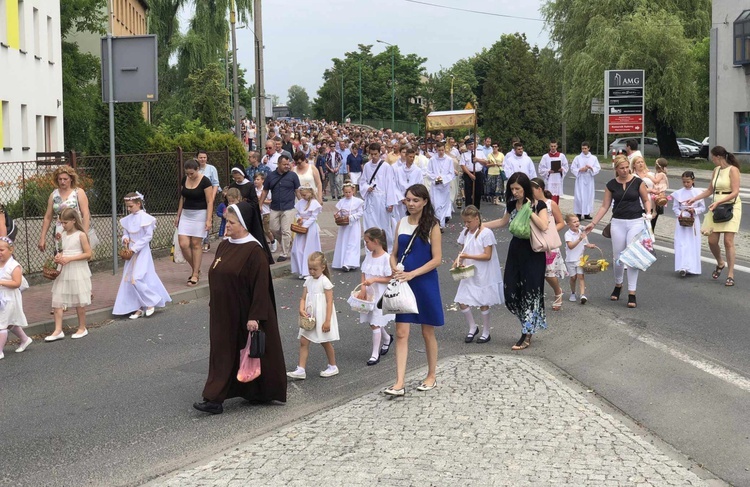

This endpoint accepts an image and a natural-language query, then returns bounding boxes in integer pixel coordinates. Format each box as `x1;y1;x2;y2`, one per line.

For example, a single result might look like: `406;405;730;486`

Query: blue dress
395;218;444;326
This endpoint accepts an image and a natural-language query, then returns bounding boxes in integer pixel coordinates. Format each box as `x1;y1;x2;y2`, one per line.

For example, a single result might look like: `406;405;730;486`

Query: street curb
23;248;336;338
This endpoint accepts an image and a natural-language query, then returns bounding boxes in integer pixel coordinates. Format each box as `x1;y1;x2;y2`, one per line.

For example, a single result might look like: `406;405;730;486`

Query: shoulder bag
377;228;420;315
711;167;735;223
530;203;562;252
248;329;266;358
508;201;532;239
602;178;636;238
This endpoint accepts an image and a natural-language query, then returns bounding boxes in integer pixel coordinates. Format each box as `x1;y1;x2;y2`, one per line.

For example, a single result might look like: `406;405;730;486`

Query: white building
0;0;64;163
710;1;750;161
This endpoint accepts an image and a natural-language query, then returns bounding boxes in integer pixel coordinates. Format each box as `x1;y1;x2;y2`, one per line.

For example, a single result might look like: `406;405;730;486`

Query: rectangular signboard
605;69;644;134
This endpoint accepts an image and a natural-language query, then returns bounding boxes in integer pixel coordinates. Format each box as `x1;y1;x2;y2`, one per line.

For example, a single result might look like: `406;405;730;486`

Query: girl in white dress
332;183;364;271
672;171;705;276
291;185;323;279
287;252;340;380
113;192;172;319
454;205;504;344
46;208;92;342
357;228;394;365
0;237;32;359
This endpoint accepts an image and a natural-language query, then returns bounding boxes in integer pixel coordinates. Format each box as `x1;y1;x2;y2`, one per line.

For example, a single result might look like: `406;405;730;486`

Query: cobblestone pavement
153;355;707;487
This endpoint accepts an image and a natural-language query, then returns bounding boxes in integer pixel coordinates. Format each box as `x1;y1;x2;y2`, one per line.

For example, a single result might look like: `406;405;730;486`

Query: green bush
148;130;247;168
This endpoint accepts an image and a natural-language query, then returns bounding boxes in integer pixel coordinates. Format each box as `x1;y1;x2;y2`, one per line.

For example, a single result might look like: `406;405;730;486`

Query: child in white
0;237;32;359
564;214;596;304
332;183;364;271
454;205;504;343
113;192;172;319
287;252;340;380
290;185;322;279
671;171;705;276
358;228;394;365
47;208;92;341
254;174;277;252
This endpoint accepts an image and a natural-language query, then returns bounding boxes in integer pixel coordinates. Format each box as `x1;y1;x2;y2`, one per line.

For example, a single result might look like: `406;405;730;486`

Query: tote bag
530;217;562;253
616;219;656;271
379;279;419;315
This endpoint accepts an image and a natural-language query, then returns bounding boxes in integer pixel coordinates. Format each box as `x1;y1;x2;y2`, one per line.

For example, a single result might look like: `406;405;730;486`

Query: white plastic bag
378;279;419;315
172;229;186;264
616;219;656;271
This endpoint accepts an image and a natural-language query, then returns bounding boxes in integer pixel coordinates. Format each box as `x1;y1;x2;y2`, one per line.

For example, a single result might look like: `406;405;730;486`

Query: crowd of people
0;120;743;416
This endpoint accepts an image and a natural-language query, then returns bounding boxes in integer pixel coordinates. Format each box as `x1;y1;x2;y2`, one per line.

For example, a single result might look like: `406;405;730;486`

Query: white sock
461;308;477;334
380;327;391;346
480;310;491;339
371;329;382;360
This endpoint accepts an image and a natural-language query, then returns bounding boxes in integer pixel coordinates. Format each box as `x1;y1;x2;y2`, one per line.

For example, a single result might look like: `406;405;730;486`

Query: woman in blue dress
384;184;444;397
485;173;549;350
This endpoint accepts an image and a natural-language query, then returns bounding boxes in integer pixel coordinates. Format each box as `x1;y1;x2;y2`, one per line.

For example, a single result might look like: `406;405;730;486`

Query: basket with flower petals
579;246;609;275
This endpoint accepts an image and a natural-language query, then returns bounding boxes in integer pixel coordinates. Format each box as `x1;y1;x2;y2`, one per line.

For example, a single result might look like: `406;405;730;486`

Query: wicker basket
581;246;605;275
347;284;376;313
334;214;350;226
298;306;316;330
290;223;308;234
655;192;668;207
118;244;134;261
449;265;476;281
678;210;695;227
42;260;60;280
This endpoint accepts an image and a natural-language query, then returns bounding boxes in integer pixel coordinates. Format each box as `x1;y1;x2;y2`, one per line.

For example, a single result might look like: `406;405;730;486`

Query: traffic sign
605;69;644;134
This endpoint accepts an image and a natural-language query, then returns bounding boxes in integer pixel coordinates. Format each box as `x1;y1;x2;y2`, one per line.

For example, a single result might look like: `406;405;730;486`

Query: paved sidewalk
151;355;712;487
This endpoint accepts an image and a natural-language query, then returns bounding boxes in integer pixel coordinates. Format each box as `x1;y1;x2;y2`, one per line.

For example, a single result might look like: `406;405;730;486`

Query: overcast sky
180;0;550;104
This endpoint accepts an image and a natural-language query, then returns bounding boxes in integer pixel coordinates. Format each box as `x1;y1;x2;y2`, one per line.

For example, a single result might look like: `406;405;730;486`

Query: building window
20;104;28;149
32;7;39;56
0;0;7;46
35;115;43;152
44;116;57;152
2;101;10;149
18;0;26;51
47;15;53;61
738;113;750;152
735;10;750;66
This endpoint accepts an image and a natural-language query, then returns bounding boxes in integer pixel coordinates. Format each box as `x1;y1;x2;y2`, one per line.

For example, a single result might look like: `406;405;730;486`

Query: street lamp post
377;39;395;129
230;0;241;142
450;74;454;111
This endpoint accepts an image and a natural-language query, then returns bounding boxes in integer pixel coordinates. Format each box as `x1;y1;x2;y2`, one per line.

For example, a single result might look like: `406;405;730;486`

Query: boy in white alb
426;142;455;227
564;214;595;304
569;142;601;219
538;139;568;204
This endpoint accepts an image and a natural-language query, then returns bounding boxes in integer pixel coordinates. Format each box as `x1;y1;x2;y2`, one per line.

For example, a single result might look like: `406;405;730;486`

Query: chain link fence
0;149;231;276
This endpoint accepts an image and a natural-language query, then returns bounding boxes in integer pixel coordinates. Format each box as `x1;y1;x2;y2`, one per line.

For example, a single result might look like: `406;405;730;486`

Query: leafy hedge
148;130;247;168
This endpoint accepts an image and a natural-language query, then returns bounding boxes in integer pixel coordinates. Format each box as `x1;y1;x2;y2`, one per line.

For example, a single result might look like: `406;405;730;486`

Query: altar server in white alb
393;148;424;222
671;171;705;277
113;192;172;319
426;141;456;228
360;142;399;251
569;141;601;219
503;141;537;179
332;182;364;272
538;139;569;204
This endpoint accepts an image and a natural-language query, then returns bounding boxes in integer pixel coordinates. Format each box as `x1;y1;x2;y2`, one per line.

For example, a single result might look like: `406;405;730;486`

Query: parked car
699;137;709;159
676;138;701;158
609;137;660;158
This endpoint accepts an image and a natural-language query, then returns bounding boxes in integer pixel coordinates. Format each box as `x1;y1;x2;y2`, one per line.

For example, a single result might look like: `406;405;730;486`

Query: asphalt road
2;190;750;486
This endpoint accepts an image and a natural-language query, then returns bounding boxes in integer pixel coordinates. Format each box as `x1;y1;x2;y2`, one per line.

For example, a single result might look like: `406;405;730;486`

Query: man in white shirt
262;140;280;172
427;141;456;228
460;139;488;209
625;139;642;164
537;139;569;204
503;142;537;179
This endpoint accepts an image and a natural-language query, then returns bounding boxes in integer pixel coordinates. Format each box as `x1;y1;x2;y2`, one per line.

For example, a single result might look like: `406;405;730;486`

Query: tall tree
185;63;232;131
287;85;310;118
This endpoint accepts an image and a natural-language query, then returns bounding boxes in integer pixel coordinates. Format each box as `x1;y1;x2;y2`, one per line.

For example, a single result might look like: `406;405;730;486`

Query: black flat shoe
380;334;394;356
610;286;622;301
193;400;223;415
477;334;491;344
366;357;380;366
465;326;480;343
627;294;637;308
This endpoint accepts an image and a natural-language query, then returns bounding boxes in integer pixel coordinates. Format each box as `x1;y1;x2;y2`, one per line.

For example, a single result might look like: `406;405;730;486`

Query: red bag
237;335;261;383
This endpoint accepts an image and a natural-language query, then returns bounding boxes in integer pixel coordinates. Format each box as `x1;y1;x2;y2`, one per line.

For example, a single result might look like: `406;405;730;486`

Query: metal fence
361;119;421;135
0;148;231;275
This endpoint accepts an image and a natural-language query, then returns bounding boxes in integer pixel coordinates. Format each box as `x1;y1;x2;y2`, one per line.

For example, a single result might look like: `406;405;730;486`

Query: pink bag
237;335;261;383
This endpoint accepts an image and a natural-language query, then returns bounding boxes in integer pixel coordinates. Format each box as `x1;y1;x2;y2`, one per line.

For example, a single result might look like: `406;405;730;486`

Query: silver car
609;137;660;158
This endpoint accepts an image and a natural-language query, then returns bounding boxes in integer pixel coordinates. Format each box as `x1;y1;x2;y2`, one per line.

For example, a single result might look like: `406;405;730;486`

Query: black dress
503;200;548;334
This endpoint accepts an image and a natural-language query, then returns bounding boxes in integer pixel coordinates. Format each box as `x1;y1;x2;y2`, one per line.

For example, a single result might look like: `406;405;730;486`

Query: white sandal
129;310;143;320
552;293;563;311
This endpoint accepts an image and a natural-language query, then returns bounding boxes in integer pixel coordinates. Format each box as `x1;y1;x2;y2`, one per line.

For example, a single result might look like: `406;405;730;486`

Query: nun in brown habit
193;201;287;414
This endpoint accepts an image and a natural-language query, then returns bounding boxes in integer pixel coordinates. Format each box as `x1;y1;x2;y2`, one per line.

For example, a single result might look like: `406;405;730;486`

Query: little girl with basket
46;208;92;341
113;192;172;319
351;228;394;365
452;205;503;344
287;252;340;380
290;184;322;279
332;182;364;271
671;171;705;277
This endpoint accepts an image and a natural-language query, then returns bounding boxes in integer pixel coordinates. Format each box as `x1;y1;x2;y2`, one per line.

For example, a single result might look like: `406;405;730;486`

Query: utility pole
450;74;454;111
254;0;266;148
230;0;241;141
359;59;362;124
341;73;344;122
377;40;395;129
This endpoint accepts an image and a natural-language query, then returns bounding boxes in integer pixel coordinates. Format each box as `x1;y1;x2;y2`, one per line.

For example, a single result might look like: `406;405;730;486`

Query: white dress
544;199;568;279
113;211;172;315
291;199;322;277
332;196;364;269
298;275;340;343
51;231;92;308
454;227;504;307
360;160;399;252
0;257;28;329
427;155;455;227
570;152;601;215
359;251;395;327
671;187;705;274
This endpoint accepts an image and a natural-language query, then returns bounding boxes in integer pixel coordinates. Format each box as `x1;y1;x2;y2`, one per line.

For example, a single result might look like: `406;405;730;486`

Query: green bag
509;201;532;239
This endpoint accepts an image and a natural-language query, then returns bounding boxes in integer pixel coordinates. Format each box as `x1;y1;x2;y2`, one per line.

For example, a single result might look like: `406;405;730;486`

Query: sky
180;0;550;104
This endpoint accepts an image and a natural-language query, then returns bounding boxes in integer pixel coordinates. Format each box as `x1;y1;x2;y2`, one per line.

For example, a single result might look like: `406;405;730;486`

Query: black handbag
248;330;266;358
711;168;735;224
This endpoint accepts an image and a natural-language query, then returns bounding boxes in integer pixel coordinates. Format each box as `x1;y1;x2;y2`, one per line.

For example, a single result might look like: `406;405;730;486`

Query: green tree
541;0;711;156
287;85;310;117
185;63;232;131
